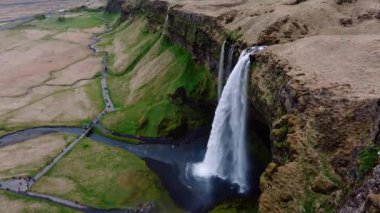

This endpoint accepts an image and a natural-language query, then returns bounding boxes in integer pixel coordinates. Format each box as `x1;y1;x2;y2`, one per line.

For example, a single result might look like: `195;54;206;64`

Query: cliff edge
115;0;380;211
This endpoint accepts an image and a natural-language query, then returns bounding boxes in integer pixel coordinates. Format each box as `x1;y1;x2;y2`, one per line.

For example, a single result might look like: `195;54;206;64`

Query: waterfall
191;46;265;193
217;41;226;99
226;45;235;77
161;5;172;37
218;43;235;100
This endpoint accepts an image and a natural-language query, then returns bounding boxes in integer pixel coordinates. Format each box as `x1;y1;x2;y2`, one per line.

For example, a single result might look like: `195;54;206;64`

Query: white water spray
217;41;226;99
192;46;265;193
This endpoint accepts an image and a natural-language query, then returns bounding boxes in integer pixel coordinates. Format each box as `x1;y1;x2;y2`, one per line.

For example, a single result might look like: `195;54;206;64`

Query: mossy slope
100;17;216;138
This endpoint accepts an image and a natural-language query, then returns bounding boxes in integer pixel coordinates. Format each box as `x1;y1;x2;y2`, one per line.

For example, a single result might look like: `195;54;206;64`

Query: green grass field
30;138;181;212
0;190;78;213
0;133;75;180
85;77;106;112
31;11;119;30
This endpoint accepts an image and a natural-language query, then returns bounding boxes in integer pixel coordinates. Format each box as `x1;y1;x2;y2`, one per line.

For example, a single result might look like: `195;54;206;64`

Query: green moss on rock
357;145;380;177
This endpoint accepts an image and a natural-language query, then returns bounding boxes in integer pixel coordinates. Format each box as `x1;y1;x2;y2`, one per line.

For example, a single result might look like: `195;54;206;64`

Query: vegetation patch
100;18;216;138
211;198;258;213
30;138;180;212
272;124;288;148
356;145;380;177
30;11;118;30
0;187;77;213
85;77;106;112
33;14;46;20
91;126;141;144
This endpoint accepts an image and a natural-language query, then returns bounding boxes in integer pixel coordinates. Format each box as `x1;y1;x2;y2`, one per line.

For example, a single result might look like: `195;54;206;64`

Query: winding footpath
0;17;121;212
89;24;115;112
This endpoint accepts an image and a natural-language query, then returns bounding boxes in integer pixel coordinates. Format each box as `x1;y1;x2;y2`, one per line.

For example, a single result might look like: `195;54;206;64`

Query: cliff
112;0;380;211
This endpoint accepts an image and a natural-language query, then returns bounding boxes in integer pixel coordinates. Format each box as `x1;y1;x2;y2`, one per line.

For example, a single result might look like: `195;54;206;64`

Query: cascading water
218;42;235;100
217;41;226;99
161;6;172;38
191;46;265;193
226;45;235;76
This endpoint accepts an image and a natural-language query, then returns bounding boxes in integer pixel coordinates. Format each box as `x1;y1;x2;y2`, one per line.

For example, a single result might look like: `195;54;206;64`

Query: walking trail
0;15;122;211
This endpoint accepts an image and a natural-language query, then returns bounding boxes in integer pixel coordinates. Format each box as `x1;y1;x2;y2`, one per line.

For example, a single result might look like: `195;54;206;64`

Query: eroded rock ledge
112;0;380;211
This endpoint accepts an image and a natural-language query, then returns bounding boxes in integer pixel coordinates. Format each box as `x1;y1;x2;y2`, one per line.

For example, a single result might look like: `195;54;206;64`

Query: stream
0;126;262;212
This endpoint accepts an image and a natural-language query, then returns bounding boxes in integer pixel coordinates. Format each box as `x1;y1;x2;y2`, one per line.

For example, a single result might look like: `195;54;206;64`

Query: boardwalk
0;110;103;192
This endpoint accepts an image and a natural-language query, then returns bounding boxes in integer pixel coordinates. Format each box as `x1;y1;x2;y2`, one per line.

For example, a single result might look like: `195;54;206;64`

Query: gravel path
89;24;116;113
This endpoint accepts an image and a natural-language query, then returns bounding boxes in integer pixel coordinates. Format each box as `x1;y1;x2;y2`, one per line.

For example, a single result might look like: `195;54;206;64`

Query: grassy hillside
99;17;216;137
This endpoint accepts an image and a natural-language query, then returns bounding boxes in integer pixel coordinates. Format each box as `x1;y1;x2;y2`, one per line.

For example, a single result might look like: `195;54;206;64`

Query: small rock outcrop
339;165;380;212
105;0;125;13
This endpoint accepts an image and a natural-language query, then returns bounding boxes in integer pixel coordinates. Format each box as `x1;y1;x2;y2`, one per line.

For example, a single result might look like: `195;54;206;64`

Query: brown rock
271;129;282;138
311;174;337;194
265;162;278;175
280;193;293;202
339;18;353;27
273;115;289;129
368;193;380;209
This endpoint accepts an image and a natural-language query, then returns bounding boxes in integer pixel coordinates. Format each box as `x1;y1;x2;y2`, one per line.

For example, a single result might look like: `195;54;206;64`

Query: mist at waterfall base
0;46;268;212
153;46;265;210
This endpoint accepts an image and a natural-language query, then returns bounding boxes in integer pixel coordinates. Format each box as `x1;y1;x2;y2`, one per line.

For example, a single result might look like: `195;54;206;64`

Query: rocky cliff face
117;0;380;212
105;0;125;13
